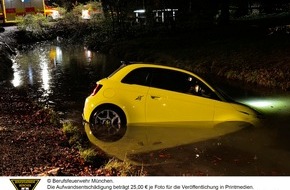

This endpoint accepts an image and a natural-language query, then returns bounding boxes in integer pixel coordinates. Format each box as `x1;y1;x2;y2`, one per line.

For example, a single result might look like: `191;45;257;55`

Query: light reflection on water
11;45;64;92
39;50;51;95
11;59;22;87
239;97;290;115
9;42;120;111
84;121;249;165
213;79;290;116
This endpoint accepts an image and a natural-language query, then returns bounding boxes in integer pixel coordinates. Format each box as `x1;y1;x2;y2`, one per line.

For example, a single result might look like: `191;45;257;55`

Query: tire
90;106;127;142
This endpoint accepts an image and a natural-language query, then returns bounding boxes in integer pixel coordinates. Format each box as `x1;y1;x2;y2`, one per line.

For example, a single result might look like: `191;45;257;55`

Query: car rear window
108;64;127;78
121;68;151;86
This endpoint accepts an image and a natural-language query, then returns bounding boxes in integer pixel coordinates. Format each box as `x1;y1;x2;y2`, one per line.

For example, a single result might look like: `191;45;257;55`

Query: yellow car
83;63;261;141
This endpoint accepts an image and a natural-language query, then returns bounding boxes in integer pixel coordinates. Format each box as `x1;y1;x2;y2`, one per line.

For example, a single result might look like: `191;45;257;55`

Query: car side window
150;68;189;93
121;68;151;86
151;68;219;100
187;78;219;99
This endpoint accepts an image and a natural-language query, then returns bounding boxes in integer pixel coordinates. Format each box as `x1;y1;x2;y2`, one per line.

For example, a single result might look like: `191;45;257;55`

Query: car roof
109;62;205;84
121;62;194;74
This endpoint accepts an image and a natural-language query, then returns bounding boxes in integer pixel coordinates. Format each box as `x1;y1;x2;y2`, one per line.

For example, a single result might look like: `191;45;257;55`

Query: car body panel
83;79;149;124
146;87;214;125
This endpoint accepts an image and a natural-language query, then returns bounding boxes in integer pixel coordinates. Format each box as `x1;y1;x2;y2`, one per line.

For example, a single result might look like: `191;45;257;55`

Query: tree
259;0;290;13
235;0;249;17
101;0;136;32
219;0;230;25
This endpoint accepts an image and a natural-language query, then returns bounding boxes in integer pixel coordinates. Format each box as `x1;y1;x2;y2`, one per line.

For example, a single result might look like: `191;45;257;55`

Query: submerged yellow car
83;63;261;140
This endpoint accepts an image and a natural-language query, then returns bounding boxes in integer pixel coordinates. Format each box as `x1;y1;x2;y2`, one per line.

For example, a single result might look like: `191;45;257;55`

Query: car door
145;68;215;127
120;67;151;123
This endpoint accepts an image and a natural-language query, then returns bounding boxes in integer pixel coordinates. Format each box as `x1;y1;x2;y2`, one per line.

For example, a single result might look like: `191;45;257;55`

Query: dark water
4;42;290;175
7;42;120;121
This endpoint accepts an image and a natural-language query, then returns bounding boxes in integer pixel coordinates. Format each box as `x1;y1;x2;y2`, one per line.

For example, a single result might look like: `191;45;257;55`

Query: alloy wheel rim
94;109;122;132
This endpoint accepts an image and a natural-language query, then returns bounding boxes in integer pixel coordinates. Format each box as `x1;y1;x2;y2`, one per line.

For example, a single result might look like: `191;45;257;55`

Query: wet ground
2;41;290;175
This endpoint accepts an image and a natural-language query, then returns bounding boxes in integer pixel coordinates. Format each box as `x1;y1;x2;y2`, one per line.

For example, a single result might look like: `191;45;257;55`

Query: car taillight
91;84;103;96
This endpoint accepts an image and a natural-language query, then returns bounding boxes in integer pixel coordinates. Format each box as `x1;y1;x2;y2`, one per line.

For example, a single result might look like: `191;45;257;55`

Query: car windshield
214;87;236;103
199;76;236;103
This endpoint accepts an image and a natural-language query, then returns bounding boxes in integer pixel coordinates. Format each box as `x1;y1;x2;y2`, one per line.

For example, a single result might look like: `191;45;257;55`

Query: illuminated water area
9;42;120;118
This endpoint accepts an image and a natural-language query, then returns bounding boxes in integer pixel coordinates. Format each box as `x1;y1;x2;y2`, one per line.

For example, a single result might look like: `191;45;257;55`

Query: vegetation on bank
0;32;16;81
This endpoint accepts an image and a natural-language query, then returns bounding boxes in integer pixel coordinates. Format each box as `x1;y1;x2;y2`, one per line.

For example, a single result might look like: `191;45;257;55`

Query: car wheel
90;106;127;142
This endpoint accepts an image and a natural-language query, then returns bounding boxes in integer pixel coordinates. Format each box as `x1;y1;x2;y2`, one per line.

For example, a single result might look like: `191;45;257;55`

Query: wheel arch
90;103;127;124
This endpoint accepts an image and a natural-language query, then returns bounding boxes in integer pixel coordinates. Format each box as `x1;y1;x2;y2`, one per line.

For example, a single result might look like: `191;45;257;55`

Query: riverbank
0;83;144;176
0;84;83;175
0;27;17;81
0;82;145;176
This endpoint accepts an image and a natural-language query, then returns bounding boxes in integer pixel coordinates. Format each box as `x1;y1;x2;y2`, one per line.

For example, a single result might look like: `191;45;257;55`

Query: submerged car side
83;63;260;130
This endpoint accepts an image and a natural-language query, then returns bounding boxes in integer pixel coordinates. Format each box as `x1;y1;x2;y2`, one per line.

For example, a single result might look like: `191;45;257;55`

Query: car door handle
151;95;161;99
